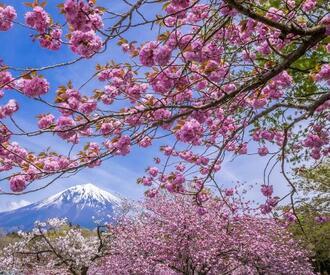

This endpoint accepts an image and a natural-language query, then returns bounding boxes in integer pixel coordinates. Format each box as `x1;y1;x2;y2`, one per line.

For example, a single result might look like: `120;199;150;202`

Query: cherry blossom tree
0;0;329;216
94;194;314;274
0;195;317;274
0;218;111;275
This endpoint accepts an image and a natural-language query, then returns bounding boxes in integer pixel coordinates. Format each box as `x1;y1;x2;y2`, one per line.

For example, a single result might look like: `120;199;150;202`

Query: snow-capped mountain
0;183;122;232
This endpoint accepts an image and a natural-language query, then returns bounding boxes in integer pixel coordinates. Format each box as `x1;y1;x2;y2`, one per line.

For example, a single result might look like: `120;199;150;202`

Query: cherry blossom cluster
39;27;62;51
0;69;12;84
0;140;76;192
139;41;172;66
70;30;102;57
315;64;330;85
302;124;329;160
63;0;103;57
0;99;18;119
18;76;49;97
21;0;106;53
259;184;280;214
0;5;17;31
63;0;103;32
25;6;50;33
24;4;63;51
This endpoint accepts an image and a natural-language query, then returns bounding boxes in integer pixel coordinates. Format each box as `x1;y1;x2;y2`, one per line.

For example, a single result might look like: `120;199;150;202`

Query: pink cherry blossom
258;146;269;156
0;5;16;31
25;6;50;33
63;0;103;32
39;27;62;50
302;0;317;12
38;114;55;129
0;125;11;143
148;167;159;177
70;30;102;57
9;175;26;192
261;184;273;197
21;77;49;97
139;41;157;66
175;119;203;144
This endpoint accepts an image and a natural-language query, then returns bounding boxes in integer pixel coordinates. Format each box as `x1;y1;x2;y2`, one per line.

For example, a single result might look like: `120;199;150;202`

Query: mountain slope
0;183;121;232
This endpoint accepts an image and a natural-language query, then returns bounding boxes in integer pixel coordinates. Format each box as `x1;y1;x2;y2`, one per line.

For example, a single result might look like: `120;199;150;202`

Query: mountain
0;183;122;232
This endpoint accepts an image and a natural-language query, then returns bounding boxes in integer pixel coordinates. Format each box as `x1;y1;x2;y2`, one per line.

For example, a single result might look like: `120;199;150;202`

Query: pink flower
197;207;207;215
237;143;247;155
21;77;49;97
25;6;50;33
139;41;157;66
187;4;209;23
175;119;203;144
107;135;131;156
302;0;316;12
314;216;328;224
284;211;296;223
67;96;80;110
145;188;158;198
38;114;55;129
260;203;272;214
266;7;284;22
0;125;11;143
9;175;26;192
165;182;175;193
173;173;185;185
321;15;330;35
127;84;147;102
0;99;19;118
64;0;103;32
55;116;77;141
0;5;16;31
99;122;112;136
0;71;13;89
261;130;274;141
175;163;185;172
310;149;321;160
39;27;62;50
223;83;236;93
70;30;102;58
315;64;330;82
224;188;234;196
98;69;112;81
148;167;159;177
142;177;153;186
139;136;152;148
220;4;237;17
252;98;267;109
267;197;279;207
153;45;172;66
79;99;97;114
162;146;174;156
171;0;190;8
153;108;171;120
261;185;273;197
258;146;269;156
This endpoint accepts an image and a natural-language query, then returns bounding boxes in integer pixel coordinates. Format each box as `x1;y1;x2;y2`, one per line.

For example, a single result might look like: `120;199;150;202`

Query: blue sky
0;0;290;212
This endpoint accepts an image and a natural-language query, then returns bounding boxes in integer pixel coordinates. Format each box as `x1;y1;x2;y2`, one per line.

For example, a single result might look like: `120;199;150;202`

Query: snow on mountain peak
35;183;121;209
0;183;121;231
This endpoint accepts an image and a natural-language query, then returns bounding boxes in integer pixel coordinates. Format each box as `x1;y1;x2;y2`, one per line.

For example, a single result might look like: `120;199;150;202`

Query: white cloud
0;199;30;212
